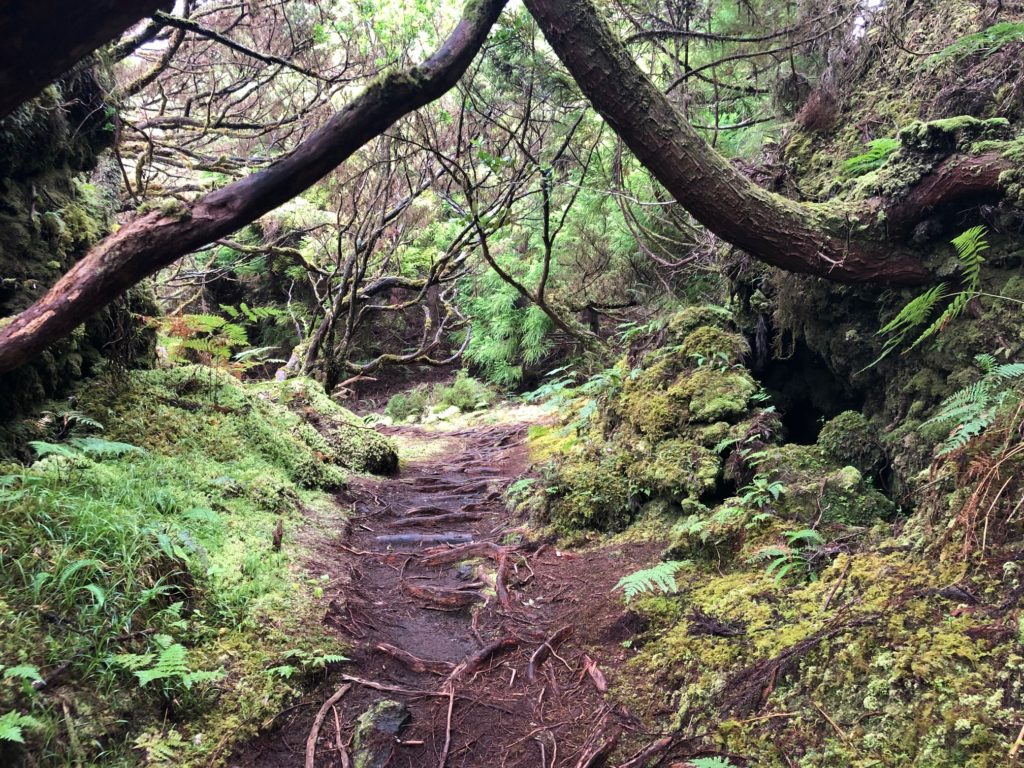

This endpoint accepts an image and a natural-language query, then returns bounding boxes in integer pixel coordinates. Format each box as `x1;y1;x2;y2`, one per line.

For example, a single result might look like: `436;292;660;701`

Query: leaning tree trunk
520;0;1001;286
0;0;508;374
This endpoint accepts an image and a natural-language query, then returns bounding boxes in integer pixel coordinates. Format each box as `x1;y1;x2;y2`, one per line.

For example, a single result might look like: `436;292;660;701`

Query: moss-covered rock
548;446;633;532
0;69;155;446
270;377;399;475
627;438;721;499
817;410;886;476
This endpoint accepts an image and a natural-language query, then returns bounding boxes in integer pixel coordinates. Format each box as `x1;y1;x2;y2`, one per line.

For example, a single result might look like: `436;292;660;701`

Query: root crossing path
236;415;666;768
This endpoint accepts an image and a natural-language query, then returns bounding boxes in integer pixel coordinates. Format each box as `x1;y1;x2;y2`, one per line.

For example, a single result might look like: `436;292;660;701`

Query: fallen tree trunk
0;0;508;374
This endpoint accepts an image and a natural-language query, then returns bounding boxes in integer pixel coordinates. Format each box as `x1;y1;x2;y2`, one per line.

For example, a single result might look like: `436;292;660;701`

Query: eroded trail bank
236;414;663;768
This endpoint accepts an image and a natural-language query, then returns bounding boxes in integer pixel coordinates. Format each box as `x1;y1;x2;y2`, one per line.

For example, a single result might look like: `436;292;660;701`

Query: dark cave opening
753;339;864;445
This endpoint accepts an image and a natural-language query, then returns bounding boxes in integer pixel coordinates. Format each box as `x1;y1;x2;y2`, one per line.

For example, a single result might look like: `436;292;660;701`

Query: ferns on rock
869;225;988;368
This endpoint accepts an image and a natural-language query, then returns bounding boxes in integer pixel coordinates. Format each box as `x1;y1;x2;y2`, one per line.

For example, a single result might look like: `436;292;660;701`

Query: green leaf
0;710;42;744
3;665;43;684
614;561;688;602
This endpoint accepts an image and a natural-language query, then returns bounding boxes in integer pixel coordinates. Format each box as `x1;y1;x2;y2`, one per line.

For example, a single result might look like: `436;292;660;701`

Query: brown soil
233;415;669;768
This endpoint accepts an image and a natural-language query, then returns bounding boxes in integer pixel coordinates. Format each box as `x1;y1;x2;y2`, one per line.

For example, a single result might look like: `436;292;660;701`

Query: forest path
235;410;666;768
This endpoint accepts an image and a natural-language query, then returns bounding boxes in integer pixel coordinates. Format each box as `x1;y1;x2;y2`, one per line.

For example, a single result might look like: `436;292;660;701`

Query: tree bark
0;0;172;120
521;0;940;285
0;0;508;374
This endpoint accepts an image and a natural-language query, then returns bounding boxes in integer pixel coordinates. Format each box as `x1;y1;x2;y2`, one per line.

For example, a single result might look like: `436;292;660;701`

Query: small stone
352;699;410;768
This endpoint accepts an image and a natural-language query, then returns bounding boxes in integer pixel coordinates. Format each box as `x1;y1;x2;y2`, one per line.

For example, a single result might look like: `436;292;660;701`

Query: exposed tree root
375;532;473;547
575;718;621;768
447;637;520;683
374;643;455;675
528;625;574;683
391;511;483;528
615;736;673;768
401;580;484;609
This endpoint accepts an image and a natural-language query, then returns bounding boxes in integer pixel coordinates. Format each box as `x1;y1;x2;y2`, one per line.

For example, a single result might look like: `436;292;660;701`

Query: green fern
842;138;899;177
134;728;187;763
2;665;43;685
113;640;224;689
614;561;688;602
0;710;42;744
29;437;144;461
924;353;1024;455
928;22;1024;65
868;226;988;368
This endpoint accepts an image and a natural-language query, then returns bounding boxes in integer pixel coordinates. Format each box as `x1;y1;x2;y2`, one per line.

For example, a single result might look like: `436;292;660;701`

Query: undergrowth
0;366;359;766
384;370;496;421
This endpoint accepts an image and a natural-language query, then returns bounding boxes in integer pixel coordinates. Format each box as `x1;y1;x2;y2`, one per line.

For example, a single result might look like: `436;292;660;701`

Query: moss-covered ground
516;305;1024;767
0;366;396;766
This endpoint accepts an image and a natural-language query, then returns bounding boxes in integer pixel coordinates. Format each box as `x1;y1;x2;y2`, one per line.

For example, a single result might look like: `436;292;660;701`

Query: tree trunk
0;0;508;374
521;0;939;285
0;1;172;120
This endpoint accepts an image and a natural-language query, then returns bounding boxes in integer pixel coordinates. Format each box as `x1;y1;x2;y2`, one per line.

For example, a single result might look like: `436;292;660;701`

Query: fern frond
614;561;688;602
909;290;969;349
0;710;42;744
992;363;1024;380
69;437;145;458
842;138;899;178
134;644;190;686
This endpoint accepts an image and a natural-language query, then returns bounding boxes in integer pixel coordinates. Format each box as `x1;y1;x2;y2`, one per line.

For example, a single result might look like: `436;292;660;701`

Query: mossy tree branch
0;0;508;374
519;0;1013;287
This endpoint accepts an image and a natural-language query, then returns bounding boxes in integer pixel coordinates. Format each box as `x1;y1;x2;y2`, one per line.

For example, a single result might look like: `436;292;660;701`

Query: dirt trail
236;414;665;768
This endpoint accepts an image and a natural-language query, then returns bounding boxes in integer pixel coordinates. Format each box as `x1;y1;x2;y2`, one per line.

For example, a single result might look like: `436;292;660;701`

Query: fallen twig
437;685;456;768
305;683;351;768
448;637;520;683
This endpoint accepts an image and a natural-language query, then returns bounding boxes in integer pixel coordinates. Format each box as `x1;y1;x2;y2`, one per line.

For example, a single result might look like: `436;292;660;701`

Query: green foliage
842;138;900;177
461;269;555;385
385;387;429;421
928;22;1024;65
737;475;785;510
29;436;145;461
614;561;688;602
759;528;825;582
924;353;1024;455
433;370;496;411
0;710;42;744
384;372;495;421
112;636;224;690
0;367;351;762
133;728;187;763
690;758;739;768
869;226;988;367
155;306;285;371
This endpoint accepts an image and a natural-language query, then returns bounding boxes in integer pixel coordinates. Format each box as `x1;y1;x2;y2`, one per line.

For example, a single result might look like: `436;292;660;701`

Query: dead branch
448;637;520;683
305;683;351;768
